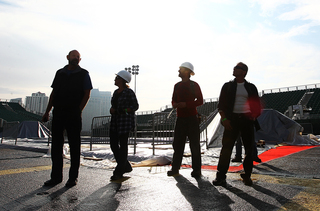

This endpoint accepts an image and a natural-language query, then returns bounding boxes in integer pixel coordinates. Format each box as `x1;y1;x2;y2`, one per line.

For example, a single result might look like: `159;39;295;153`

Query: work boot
44;179;62;186
253;157;262;163
167;170;179;176
231;157;242;162
212;178;226;186
191;170;201;178
125;162;133;173
240;173;253;186
65;179;77;187
110;174;124;181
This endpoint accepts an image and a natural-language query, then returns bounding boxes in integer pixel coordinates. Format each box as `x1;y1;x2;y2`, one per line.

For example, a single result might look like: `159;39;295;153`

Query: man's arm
249;84;262;119
171;84;180;108
79;89;91;111
218;83;233;130
219;109;232;131
42;90;54;122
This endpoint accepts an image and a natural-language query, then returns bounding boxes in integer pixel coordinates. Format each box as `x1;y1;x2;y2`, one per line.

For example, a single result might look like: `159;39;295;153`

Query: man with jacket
212;62;261;186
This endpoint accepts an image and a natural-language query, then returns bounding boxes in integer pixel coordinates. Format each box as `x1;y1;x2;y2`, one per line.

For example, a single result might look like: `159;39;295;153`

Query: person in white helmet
167;62;203;178
109;70;139;181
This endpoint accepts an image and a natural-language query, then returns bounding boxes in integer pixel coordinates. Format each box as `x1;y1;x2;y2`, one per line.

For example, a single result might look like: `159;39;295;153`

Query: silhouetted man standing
167;62;203;178
42;50;92;187
212;62;261;186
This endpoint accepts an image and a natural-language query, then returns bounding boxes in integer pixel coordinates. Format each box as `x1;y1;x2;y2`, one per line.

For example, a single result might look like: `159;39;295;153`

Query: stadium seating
261;88;320;134
0;102;42;123
197;101;218;116
261;90;305;113
260;88;320;116
307;89;320;114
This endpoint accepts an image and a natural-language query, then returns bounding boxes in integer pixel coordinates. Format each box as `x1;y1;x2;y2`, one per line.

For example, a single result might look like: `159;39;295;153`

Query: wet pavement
0;139;320;210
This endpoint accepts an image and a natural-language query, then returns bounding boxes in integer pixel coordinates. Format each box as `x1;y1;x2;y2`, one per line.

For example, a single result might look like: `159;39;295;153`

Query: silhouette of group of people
42;50;261;187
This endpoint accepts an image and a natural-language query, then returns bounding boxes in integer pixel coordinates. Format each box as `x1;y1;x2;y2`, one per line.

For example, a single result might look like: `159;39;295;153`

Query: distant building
10;98;22;104
25;92;48;115
82;89;112;132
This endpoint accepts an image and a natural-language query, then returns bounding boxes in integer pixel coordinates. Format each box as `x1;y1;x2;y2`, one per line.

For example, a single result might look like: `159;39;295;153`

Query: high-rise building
25;92;48;115
82;89;111;132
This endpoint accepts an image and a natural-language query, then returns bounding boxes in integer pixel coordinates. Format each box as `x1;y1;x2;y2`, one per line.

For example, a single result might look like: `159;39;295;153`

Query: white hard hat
116;70;131;83
180;62;195;75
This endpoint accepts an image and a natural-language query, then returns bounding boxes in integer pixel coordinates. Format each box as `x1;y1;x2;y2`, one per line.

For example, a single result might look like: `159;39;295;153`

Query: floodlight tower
125;65;139;93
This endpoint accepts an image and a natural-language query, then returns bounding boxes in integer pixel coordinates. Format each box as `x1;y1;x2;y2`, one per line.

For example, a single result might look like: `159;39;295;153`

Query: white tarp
0;121;50;139
207;111;224;148
208;109;319;147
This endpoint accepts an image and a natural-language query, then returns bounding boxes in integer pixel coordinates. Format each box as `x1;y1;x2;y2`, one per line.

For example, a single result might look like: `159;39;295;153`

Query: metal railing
262;83;320;95
0;121;20;144
90;112;209;156
90;115;136;151
151;111;208;155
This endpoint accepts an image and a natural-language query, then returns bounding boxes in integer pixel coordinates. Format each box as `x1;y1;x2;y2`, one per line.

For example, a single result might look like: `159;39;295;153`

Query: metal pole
135;74;137;93
126;65;139;154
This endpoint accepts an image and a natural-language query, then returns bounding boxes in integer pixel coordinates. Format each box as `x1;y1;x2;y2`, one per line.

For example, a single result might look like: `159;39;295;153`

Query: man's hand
42;112;49;122
110;108;116;114
173;102;187;108
222;119;232;130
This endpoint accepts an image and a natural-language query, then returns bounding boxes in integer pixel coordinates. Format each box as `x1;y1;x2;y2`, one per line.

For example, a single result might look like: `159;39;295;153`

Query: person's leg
216;130;238;180
169;118;187;174
110;130;120;163
110;129;123;179
50;109;65;182
113;133;130;176
252;141;258;157
187;116;201;176
66;110;82;181
66;109;82;182
125;159;133;173
235;136;242;158
240;118;255;185
232;136;243;162
252;141;262;162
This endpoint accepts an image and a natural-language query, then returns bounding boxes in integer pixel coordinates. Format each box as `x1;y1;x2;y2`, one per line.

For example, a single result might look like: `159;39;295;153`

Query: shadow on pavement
226;184;281;210
174;175;233;210
254;162;295;176
73;182;121;211
1;185;69;210
253;183;306;210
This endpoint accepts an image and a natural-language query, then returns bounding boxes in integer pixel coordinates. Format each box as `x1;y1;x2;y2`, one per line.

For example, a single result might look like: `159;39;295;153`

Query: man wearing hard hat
109;70;139;181
168;62;203;178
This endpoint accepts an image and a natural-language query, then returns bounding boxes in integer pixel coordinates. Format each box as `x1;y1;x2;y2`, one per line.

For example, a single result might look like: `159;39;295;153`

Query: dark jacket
218;79;262;121
110;87;139;134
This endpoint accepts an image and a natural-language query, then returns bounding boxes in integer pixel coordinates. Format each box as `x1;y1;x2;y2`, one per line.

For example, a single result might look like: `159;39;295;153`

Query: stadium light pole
125;65;139;93
124;65;139;155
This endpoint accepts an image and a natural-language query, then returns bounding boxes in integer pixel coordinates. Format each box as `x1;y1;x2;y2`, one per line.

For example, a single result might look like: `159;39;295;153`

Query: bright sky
1;0;320;112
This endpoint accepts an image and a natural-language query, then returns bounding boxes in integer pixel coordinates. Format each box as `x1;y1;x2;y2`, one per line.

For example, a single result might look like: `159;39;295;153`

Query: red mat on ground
181;145;318;172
